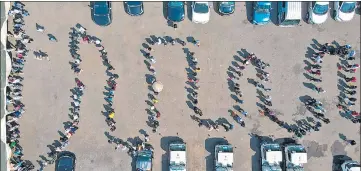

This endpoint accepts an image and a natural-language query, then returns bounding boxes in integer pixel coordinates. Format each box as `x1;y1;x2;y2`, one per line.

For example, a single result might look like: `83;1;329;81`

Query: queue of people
5;2;37;170
333;43;360;123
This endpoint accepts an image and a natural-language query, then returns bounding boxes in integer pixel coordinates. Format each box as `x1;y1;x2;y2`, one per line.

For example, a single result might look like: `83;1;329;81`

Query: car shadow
162;2;168;20
245;2;253;23
270;2;278;25
332;155;352;171
213;2;221;16
186;2;192;22
205;137;228;171
301;2;309;23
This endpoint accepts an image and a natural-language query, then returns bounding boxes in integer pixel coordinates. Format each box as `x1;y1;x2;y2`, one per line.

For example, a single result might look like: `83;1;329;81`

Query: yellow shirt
109;112;115;118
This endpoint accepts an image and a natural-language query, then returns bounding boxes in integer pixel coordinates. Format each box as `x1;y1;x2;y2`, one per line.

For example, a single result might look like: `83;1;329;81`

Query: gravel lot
13;2;360;171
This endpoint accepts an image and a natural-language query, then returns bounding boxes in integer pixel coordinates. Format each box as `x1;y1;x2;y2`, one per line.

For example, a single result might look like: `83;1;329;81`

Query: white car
192;2;210;24
334;1;357;22
307;1;330;24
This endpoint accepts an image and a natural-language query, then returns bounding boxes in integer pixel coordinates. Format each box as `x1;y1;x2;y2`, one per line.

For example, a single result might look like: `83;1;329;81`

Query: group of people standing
332;43;360;123
5;2;36;170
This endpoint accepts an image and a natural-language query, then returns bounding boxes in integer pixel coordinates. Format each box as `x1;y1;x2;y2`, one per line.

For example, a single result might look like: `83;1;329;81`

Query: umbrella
152;81;163;93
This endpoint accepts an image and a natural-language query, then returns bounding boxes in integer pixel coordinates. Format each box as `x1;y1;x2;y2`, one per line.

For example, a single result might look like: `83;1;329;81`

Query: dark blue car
252;1;271;25
90;1;112;26
55;152;76;171
218;1;235;15
167;1;185;22
124;1;144;16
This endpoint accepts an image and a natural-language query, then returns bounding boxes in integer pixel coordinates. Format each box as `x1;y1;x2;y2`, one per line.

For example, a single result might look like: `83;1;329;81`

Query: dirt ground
12;2;360;171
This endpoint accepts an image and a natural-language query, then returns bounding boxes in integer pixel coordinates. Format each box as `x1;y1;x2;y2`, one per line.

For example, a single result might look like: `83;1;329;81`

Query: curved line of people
142;35;192;134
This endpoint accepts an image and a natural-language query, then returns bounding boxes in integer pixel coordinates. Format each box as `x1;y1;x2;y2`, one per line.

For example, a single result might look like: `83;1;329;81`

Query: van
277;1;302;27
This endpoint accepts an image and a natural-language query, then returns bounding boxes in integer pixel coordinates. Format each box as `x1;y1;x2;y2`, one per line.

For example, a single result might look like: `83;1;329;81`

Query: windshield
57;157;73;170
94;5;109;15
256;4;271;13
281;19;300;26
313;3;328;15
340;2;356;13
194;3;209;13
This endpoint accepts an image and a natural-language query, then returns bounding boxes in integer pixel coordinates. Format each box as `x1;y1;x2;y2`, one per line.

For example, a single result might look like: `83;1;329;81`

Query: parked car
167;1;185;22
333;1;357;22
124;1;144;16
307;1;330;24
252;1;271;25
218;1;235;15
169;141;187;171
192;1;210;24
214;143;233;171
284;144;308;171
55;152;76;171
341;160;361;171
277;1;302;27
90;1;112;26
260;142;283;171
136;143;153;171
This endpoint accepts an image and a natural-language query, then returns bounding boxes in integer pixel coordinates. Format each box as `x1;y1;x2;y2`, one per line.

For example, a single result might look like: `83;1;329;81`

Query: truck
215;143;234;171
341;160;361;171
260;142;283;171
135;143;153;171
284;144;308;171
169;141;187;171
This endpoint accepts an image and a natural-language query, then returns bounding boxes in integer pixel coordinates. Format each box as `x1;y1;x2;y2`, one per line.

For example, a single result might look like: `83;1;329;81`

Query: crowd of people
141;35;190;133
5;2;37;170
332;44;360;123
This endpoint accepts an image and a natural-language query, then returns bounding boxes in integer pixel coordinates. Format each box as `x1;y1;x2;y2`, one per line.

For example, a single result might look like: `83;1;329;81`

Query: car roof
285;2;302;20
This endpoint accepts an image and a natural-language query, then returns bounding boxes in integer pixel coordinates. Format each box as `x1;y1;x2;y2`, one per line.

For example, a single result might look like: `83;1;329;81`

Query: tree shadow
245;2;253;23
205;137;228;171
161;136;184;171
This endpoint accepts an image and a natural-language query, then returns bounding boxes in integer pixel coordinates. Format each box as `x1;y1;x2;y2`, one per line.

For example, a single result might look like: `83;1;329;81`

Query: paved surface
13;2;360;171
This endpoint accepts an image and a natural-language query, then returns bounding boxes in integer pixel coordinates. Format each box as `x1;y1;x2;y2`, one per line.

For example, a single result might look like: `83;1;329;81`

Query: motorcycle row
5;2;36;171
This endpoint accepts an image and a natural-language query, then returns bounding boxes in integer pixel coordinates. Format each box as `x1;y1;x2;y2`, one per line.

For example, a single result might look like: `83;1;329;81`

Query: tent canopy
265;151;283;164
170;151;186;164
217;152;233;167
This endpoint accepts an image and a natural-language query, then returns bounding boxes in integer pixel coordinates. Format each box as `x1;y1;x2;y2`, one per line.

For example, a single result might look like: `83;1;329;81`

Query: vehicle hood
93;15;111;26
128;6;143;15
192;12;210;23
254;11;270;23
311;12;328;24
219;5;234;14
168;7;184;22
338;11;355;21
